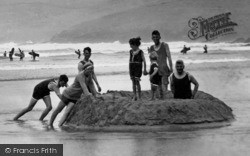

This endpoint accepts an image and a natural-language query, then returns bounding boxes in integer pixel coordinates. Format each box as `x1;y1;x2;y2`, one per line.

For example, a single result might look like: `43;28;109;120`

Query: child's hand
97;85;102;92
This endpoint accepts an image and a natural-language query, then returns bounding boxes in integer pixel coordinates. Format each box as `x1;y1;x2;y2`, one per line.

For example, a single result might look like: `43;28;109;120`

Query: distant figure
149;52;162;100
3;51;7;57
181;45;191;54
14;48;25;61
170;60;199;99
78;47;102;95
19;48;25;61
29;50;39;61
13;75;69;121
129;37;147;101
148;30;173;98
9;48;15;61
204;45;208;53
49;66;94;127
75;49;81;59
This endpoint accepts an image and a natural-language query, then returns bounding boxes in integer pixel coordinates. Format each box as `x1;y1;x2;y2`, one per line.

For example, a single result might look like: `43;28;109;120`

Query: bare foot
132;96;137;101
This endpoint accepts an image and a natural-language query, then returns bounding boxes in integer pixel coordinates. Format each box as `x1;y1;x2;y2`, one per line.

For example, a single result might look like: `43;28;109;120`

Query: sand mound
66;91;234;127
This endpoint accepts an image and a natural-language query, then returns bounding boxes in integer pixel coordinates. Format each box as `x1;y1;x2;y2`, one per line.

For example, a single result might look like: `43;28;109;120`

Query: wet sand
0;50;250;156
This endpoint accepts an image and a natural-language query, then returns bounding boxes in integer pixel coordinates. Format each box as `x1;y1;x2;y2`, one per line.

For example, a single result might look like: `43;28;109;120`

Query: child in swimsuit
149;52;162;100
129;37;147;100
13;75;69;121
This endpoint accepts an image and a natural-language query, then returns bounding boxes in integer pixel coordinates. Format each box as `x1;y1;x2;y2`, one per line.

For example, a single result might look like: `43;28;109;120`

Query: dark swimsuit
32;78;56;100
172;73;192;99
149;62;162;86
129;50;143;80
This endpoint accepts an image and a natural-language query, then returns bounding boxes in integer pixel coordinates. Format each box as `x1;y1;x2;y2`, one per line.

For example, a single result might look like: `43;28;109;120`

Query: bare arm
169;74;175;95
150;67;158;79
164;43;173;72
141;51;147;75
77;62;92;73
91;70;101;92
48;83;62;99
77;72;91;96
189;74;199;98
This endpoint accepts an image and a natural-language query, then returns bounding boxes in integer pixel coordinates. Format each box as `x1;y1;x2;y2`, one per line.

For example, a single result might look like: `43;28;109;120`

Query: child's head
149;52;158;61
58;74;69;87
83;47;92;59
129;37;141;50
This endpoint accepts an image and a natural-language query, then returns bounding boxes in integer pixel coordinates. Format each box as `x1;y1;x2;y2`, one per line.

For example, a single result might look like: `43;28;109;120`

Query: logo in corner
188;12;238;41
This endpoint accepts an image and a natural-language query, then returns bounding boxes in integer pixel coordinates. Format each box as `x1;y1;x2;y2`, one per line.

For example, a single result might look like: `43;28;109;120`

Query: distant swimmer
180;45;191;54
75;49;81;59
129;37;147;101
9;48;14;61
29;50;39;61
13;75;69;121
14;48;25;61
3;51;6;57
170;60;199;99
204;45;208;53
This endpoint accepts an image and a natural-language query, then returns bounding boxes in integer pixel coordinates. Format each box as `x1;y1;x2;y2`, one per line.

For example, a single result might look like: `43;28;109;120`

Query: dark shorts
129;63;142;80
32;86;50;100
150;75;162;86
61;95;77;105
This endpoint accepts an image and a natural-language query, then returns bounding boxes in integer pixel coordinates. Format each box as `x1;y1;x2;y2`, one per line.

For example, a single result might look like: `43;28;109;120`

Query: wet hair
152;30;160;36
83;47;91;54
59;74;69;83
129;37;141;46
149;52;158;61
176;60;184;65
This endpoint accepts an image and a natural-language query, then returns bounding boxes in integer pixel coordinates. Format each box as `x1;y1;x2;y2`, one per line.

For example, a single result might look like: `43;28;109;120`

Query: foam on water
0;41;249;57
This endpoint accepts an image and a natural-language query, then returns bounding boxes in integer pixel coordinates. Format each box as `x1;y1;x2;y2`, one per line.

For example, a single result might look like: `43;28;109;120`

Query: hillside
51;0;250;43
0;0;250;43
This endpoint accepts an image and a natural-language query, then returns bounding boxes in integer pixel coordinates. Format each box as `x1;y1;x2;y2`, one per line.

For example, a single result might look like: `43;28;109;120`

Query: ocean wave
1;41;250;57
0;58;248;71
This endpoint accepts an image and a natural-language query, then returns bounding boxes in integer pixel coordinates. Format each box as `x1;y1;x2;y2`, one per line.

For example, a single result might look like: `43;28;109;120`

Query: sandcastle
65;90;234;130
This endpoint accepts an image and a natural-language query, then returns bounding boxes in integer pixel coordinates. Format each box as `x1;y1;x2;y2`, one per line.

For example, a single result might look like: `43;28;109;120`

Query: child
149;52;162;100
129;37;147;101
14;75;69;121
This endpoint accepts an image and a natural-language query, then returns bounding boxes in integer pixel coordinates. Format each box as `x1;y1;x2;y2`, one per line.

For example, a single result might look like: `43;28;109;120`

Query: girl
129;37;147;100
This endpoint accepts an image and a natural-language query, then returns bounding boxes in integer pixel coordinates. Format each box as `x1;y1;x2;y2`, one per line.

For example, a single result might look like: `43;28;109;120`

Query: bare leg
13;98;38;120
49;100;66;127
150;85;157;100
58;102;74;127
132;79;137;101
136;80;141;100
39;96;52;121
159;84;164;100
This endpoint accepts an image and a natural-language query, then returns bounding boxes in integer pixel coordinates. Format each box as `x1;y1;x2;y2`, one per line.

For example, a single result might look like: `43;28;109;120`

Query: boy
149;52;162;100
14;75;68;121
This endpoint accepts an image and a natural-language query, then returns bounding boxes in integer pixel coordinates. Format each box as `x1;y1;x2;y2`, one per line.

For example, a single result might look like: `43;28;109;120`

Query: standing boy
148;30;173;98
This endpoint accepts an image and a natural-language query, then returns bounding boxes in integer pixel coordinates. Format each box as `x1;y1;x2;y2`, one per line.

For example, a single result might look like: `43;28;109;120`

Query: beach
0;43;250;156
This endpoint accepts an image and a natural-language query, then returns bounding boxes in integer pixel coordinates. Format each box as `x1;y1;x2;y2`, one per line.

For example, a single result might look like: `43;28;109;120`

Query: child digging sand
149;52;162;100
129;37;147;101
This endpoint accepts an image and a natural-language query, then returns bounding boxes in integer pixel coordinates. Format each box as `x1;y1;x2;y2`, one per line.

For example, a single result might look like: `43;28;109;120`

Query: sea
0;41;250;71
0;41;250;156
